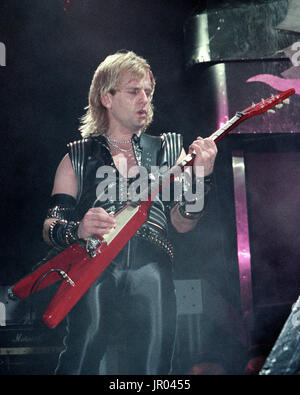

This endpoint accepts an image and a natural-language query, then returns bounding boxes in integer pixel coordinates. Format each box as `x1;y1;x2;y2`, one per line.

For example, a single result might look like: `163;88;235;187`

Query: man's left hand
188;137;217;177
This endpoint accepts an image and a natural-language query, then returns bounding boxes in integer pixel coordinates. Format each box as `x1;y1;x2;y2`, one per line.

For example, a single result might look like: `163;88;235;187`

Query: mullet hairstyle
79;51;156;138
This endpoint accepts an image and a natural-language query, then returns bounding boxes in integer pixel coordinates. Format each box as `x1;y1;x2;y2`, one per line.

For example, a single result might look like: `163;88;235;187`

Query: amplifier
0;286;64;374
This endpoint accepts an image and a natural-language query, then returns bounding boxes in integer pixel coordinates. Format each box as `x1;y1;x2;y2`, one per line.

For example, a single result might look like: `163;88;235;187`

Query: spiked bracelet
177;200;204;220
190;173;213;194
48;219;80;248
46;206;75;221
178;173;213;220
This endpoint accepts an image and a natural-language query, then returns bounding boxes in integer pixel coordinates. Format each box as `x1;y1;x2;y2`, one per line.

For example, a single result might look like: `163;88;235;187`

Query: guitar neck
139;84;296;203
210;112;243;142
141;112;247;203
150;112;245;196
170;112;245;170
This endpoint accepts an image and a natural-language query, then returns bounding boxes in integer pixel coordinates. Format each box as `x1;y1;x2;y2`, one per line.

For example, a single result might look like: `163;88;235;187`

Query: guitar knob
85;236;102;258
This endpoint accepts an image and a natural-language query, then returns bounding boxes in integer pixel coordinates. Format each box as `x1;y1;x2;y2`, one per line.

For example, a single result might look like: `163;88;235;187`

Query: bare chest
110;148;139;178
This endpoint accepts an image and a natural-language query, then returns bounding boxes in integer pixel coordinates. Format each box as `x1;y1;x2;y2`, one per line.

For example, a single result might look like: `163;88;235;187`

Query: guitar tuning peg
275;103;283;109
267;109;276;114
283;98;290;104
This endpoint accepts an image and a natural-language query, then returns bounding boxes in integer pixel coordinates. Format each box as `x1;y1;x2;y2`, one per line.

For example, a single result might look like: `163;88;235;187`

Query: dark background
1;0;300;375
0;0;203;283
0;0;243;310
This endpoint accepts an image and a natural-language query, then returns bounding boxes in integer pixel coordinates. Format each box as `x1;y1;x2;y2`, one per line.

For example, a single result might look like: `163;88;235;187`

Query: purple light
232;151;254;337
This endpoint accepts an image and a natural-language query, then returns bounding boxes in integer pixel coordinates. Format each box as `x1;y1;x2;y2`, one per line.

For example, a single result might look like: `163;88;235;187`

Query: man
43;51;217;375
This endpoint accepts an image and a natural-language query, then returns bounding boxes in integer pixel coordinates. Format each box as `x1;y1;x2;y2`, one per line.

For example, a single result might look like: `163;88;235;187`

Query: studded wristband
48;219;80;248
178;173;213;220
177;201;204;220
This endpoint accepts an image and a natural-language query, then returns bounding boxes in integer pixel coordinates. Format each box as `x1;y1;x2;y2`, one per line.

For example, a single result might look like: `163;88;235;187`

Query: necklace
104;134;133;153
105;135;132;144
108;141;133;152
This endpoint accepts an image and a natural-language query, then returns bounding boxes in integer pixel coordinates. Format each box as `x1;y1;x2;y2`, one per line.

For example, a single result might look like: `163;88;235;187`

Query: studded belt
135;223;174;262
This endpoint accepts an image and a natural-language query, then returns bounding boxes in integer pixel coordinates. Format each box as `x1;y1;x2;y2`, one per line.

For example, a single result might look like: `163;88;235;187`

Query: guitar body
11;243;86;299
12;201;150;328
10;88;296;328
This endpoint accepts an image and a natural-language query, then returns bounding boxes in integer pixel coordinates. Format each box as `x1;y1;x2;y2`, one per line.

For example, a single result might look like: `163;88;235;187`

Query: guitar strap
139;133;163;171
138;132;183;221
139;132;183;170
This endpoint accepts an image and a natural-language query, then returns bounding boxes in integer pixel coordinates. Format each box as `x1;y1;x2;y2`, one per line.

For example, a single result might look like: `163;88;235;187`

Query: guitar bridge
85;236;102;258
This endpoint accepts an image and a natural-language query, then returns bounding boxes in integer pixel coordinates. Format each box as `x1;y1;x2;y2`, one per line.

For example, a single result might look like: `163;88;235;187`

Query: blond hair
79;51;155;138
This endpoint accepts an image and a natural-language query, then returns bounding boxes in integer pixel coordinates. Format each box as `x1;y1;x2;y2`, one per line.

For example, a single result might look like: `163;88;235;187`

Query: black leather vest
68;132;183;237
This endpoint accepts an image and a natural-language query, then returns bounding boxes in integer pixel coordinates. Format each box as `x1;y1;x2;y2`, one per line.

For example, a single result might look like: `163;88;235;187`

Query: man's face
104;72;153;135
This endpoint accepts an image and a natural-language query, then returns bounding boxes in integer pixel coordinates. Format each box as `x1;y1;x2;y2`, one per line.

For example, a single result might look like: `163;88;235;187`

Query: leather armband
46;194;77;221
46;194;80;248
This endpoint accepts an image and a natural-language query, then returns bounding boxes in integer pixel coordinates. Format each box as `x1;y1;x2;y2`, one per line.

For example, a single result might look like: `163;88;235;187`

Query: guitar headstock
241;88;295;120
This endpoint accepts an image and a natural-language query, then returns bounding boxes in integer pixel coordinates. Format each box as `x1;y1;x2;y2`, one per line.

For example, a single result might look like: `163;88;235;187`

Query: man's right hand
77;207;116;240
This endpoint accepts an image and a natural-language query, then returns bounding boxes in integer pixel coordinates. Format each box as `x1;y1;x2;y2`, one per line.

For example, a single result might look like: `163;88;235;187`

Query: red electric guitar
10;88;295;328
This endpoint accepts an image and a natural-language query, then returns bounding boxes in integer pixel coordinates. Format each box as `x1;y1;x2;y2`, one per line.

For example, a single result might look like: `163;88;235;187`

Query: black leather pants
54;236;177;375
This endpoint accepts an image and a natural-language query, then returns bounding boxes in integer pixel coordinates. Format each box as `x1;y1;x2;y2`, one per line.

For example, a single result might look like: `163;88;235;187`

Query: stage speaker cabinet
0;286;64;374
260;296;300;375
